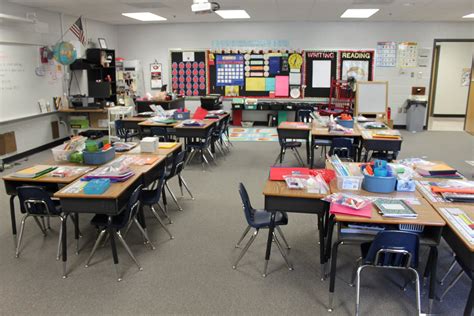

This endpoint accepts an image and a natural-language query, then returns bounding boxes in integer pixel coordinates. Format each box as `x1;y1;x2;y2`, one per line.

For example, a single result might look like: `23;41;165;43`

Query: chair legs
132;218;155;250
233;229;258;269
439;269;465;302
85;229;107;267
276;226;290;249
150;206;174;239
291;148;305;167
179;174;194;200
116;231;143;271
439;258;457;285
235;225;251;248
274;147;305;166
15;214;29;258
165;182;183;211
272;231;293;271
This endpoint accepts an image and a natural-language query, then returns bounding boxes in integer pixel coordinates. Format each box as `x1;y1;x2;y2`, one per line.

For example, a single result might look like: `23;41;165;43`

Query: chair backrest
114;120;127;138
117;184;143;228
204;126;215;145
364;230;419;268
150;127;168;141
141;171;166;205
17;186;60;216
297;109;313;123
329;137;353;159
238;183;256;226
168;151;187;177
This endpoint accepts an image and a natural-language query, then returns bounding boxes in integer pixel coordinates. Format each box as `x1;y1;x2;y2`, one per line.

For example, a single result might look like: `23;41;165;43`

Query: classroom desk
262;179;329;278
54;155;168;278
174;120;216;150
310;122;361;167
2;165;94;239
325;179;445;313
277;122;311;164
121;116;147;130
434;204;474;316
357;124;403;162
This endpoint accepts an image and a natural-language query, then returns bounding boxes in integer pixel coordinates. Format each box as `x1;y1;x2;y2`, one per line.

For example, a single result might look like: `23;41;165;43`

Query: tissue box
140;137;159;153
396;179;416;192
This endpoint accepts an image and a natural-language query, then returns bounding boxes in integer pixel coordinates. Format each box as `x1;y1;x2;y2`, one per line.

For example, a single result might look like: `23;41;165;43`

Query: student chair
150;126;170;142
296;109;313;123
16;186;71;262
233;183;292;277
115;120;139;142
328;137;355;161
212;119;230;156
350;231;421;316
186;126;216;170
140;172;174;239
274;128;305;167
85;185;154;281
163;151;194;212
438;256;472;302
222;115;233;147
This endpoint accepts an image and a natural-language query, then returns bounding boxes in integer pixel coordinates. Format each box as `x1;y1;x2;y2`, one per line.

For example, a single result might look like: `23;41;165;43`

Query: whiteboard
0;43;64;122
312;60;331;88
356;81;388;114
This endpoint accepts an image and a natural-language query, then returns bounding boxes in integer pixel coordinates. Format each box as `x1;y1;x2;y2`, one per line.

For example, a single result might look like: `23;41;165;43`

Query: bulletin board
169;50;207;97
339;50;375;82
355;81;388;115
303;50;338;98
207;50;304;98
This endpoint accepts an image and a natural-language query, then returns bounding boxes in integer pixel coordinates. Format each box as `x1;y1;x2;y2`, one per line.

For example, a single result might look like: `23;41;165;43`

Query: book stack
82;160;134;182
415;163;462;179
374;199;418;218
12;165;57;178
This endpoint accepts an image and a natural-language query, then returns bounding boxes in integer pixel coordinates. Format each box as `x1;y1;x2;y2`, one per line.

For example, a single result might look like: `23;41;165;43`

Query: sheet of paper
312;60;331;88
265;78;275;91
245;78;266;91
381;203;405;210
182;51;195;62
275;76;289;97
289;72;301;85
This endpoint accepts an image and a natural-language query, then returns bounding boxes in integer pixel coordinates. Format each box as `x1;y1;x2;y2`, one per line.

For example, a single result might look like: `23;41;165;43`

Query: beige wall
433;42;474;115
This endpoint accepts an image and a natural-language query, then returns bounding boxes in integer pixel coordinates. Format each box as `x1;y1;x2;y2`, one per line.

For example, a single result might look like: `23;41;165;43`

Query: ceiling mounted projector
191;0;220;14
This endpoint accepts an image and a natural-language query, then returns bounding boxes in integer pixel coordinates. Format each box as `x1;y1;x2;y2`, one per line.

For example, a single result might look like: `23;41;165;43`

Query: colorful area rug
229;127;278;142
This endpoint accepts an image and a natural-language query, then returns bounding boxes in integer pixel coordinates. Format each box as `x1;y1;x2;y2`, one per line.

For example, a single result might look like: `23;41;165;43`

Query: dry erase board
304;50;337;98
355;81;388;115
0;43;64;122
169;50;207;97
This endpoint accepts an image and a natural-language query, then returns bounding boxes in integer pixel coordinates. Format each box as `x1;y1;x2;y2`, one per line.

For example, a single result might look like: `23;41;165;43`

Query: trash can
406;100;427;132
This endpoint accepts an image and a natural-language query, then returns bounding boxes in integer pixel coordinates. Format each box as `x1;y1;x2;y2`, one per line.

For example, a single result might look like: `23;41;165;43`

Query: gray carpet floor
0;130;472;315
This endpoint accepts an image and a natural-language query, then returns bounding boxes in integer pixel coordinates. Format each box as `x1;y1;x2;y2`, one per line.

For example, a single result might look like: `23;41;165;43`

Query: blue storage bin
84;178;111;194
83;147;115;165
337;119;354;128
173;111;190;120
361;165;397;193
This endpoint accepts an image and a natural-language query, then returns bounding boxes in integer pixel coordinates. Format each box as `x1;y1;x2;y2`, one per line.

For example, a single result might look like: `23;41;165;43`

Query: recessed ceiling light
462;13;474;18
122;12;167;21
341;9;379;19
215;10;250;19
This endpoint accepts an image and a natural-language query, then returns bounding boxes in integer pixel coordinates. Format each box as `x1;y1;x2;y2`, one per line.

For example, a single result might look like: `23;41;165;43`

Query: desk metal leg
318;213;326;280
428;246;438;314
108;219;121;282
61;214;68;278
328;240;343;312
263;212;276;277
306;139;310;165
9;195;17;246
73;213;80;255
310;142;315;169
465;280;474;316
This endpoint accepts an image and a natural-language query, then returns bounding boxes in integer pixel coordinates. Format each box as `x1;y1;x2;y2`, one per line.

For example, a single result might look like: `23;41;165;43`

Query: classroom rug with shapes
229;127;278;142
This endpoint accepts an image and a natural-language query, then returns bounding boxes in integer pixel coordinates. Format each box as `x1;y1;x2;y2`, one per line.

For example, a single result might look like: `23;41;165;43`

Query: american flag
70;17;86;46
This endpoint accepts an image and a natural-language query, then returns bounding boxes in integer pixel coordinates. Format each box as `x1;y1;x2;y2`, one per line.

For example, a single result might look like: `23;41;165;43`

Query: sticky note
246;78;266;91
289;72;301;85
275;76;289;97
265;78;275;91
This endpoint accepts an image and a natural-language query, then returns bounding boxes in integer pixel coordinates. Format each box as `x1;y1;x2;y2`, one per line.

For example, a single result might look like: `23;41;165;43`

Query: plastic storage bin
362;174;397;193
337;119;354;128
84;178;111;194
174;111;191;120
51;144;74;162
270;103;283;111
244;104;257;110
83;147;115;165
336;174;364;191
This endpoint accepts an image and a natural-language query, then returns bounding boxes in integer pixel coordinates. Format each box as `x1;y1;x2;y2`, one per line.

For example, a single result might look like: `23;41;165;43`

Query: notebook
374;199;417;218
12;165;57;178
415;163;457;176
159;143;177;149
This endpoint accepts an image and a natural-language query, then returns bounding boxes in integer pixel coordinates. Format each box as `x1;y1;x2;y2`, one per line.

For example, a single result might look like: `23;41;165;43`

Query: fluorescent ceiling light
122;12;167;21
215;10;250;19
462;13;474;18
341;9;379;19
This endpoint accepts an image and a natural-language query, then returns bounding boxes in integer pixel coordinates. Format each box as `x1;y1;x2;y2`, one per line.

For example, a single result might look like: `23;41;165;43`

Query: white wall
433;42;474;115
0;0;117;159
117;21;474;124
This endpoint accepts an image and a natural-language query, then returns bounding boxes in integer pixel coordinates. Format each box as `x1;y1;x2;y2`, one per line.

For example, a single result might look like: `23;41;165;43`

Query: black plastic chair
186;126;216;170
140;172;174;239
85;184;152;281
350;230;421;315
16;186;69;261
233;183;292;277
297;109;313;123
438;256;472;302
274;128;305;166
115;120;139;142
222;115;233;147
163;151;194;212
150;126;169;142
211;119;229;156
329;137;355;161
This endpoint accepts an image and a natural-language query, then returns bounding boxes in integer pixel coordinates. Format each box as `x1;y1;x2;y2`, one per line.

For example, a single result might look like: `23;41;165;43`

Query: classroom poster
376;41;397;67
304;50;337;97
150;63;162;89
170;51;207;96
397;42;418;68
339;50;374;81
216;54;244;86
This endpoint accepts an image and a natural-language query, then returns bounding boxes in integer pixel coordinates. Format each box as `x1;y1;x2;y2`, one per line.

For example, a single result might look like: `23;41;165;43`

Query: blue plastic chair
351;230;421;315
85;184;152;281
233;183;292;277
115;120;139;142
16;186;69;261
329;137;355;161
163;151;194;212
274;128;305;166
186;126;216;170
150;126;170;142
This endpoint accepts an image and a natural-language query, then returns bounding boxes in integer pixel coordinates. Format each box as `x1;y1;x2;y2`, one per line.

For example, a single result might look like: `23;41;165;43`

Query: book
439;208;474;241
159;143;177;149
441;192;474;203
374;199;418;218
12;165;57;178
415;163;457;176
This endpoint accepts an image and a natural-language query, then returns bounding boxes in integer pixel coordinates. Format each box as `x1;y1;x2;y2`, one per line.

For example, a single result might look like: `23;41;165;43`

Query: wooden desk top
138;120;180;127
311;124;362;137
2;164;95;184
262;180;326;199
434;204;474;252
175;120;215;129
120;142;182;156
278;122;311;130
356;123;402;141
58;108;107;113
122;116;148;122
